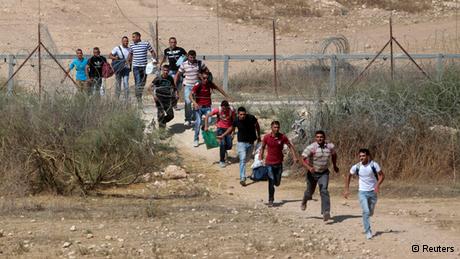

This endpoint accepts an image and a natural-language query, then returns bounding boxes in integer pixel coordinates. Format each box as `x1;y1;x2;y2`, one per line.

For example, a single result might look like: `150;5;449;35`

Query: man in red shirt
189;72;230;147
259;121;299;207
204;100;235;168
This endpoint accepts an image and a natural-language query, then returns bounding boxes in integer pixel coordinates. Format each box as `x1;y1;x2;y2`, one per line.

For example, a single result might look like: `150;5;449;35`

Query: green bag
202;130;219;149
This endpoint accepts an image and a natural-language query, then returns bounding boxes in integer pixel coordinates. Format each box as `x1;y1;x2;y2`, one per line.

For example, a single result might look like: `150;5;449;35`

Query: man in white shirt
109;36;131;101
344;148;385;240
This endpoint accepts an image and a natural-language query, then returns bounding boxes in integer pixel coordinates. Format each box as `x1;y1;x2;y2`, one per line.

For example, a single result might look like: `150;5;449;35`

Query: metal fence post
7;54;14;95
436;53;444;81
329;55;337;97
223;55;229;92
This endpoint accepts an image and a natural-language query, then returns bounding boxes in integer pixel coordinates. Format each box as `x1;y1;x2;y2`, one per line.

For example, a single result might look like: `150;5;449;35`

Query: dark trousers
303;170;331;214
216;127;233;162
156;98;174;128
267;164;283;202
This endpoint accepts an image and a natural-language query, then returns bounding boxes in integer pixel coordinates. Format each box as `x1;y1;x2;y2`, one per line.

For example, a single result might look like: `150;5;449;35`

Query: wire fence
2;51;459;101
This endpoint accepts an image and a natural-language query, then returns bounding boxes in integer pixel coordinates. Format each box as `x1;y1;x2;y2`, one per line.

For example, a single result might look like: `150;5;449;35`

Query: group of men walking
64;33;386;240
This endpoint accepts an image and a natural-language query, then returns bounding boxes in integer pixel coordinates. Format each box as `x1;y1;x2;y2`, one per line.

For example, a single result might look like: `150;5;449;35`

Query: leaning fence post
223;55;229;92
329;55;337;98
7;54;14;95
436;53;444;81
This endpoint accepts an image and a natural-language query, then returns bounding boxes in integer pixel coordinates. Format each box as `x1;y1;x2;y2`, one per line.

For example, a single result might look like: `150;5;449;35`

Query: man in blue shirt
62;49;89;95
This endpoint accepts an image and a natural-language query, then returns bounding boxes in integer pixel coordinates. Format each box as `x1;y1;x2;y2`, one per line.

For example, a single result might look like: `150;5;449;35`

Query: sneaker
323;211;331;221
267;201;274;207
366;231;373;240
240;180;246;187
300;202;307;211
193;140;199;147
184;121;191;127
219;162;226;168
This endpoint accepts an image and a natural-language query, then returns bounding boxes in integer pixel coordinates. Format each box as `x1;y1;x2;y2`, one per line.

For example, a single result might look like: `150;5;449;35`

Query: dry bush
0;93;174;196
305;67;460;181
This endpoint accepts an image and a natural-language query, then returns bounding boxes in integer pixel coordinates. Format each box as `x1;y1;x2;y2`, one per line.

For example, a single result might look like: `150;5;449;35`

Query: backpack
355;161;379;180
102;62;114;78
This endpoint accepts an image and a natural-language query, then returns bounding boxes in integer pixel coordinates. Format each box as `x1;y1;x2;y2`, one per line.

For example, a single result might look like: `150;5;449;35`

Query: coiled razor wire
318;34;350;71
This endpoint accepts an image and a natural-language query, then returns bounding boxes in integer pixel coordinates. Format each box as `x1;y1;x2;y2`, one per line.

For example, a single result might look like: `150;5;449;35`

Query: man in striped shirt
300;130;339;221
128;32;157;105
175;50;209;126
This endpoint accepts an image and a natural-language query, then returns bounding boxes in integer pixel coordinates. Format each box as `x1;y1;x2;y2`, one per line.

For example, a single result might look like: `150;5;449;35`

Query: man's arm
219;126;234;138
374;171;385;194
109;51;118;60
212;83;232;101
259;142;266;161
332;151;339;173
343;173;352;199
61;67;71;83
127;52;132;65
174;70;183;87
255;119;261;142
287;142;299;164
150;49;157;60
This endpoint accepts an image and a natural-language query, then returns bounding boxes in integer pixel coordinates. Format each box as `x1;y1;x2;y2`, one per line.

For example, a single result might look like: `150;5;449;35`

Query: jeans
183;84;195;122
359;191;378;233
217;127;233;162
90;77;103;96
133;66;147;101
303;170;331;215
115;72;129;100
193;106;212;141
237;142;254;181
156;97;174;128
267;164;283;202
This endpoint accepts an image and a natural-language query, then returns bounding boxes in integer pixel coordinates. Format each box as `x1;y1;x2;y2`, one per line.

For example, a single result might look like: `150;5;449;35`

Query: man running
300;130;339;221
149;65;176;128
109;36;131;100
259;121;298;207
62;49;89;94
160;37;186;107
220;106;261;185
175;50;209;126
87;47;107;96
190;71;230;147
344;148;385;240
204;100;236;168
128;32;157;106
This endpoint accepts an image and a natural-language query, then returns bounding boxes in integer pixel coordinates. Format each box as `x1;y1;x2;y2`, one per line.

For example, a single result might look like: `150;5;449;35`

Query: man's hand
374;185;380;194
343;190;350;199
333;165;339;173
204;126;209;132
153;96;159;102
192;103;200;110
309;167;316;173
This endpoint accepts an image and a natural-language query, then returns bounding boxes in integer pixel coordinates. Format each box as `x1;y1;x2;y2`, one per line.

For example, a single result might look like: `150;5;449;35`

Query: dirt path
146;102;460;259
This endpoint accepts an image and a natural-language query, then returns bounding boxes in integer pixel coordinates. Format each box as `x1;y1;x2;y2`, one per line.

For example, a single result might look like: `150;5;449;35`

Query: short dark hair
76;48;82;53
237;107;246;113
162;64;170;69
271;121;280;126
169;37;177;41
315;130;326;136
359;148;371;156
93;47;100;51
132;32;141;37
188;50;196;56
122;36;128;40
221;100;229;107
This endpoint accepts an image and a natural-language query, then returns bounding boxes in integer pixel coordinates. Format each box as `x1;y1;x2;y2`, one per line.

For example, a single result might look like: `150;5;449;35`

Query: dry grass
0;92;175;196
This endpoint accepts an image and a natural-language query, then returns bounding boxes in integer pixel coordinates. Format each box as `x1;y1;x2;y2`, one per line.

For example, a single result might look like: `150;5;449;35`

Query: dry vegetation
0;92;175;196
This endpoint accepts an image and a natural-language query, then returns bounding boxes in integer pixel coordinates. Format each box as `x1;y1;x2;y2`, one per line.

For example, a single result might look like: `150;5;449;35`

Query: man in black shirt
150;65;177;128
87;47;107;96
160;37;186;107
221;106;261;186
